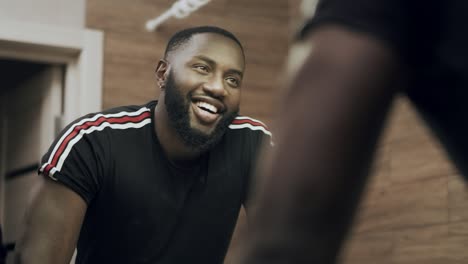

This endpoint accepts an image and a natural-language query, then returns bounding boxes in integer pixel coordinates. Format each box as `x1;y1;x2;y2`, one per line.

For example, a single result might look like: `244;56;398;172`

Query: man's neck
154;98;202;162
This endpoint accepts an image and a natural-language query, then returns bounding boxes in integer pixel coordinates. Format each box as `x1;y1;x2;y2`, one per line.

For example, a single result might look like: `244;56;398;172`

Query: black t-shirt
39;101;271;263
300;0;468;94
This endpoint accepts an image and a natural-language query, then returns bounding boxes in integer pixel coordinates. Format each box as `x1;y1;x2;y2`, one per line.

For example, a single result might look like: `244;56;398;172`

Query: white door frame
0;20;103;232
0;19;104;123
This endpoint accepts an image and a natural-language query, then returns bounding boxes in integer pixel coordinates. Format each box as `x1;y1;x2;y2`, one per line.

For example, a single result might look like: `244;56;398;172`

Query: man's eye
226;77;240;87
194;65;209;72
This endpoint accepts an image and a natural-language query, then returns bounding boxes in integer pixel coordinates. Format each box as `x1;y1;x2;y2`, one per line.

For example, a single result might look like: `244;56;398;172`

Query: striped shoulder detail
229;116;272;136
40;106;152;179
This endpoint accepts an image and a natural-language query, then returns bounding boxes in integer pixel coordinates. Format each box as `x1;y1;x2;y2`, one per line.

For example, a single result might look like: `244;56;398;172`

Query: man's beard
164;71;238;153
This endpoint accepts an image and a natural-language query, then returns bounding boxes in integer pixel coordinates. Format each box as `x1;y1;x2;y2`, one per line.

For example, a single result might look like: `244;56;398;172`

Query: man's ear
155;59;169;89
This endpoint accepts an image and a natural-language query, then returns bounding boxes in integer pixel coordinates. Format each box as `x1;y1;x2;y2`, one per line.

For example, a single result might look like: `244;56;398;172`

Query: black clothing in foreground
301;0;468;179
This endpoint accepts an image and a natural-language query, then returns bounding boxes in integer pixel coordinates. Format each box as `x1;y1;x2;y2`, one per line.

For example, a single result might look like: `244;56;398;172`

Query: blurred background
0;0;467;263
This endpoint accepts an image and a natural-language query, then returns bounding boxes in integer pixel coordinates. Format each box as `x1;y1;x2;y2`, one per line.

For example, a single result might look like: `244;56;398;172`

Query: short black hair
164;26;244;59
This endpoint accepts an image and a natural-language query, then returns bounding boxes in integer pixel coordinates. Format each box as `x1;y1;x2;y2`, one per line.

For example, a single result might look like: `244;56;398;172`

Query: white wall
0;0;85;28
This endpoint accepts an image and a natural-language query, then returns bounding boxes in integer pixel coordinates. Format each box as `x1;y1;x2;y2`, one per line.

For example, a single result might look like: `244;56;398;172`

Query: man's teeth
196;101;218;114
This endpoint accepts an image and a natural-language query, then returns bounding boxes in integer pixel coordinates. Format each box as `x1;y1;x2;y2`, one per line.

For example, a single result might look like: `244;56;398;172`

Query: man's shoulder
98;101;155;116
74;101;154;125
228;115;271;137
60;101;154;141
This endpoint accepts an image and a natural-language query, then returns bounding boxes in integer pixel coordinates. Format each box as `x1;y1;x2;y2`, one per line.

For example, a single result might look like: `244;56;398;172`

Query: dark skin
15;32;245;264
14;179;85;264
240;25;400;263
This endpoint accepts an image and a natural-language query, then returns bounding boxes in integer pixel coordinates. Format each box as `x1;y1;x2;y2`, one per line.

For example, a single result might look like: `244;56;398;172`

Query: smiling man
15;26;271;264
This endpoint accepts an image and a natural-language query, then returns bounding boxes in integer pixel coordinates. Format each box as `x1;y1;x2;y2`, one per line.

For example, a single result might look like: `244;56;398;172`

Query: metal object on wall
145;0;211;31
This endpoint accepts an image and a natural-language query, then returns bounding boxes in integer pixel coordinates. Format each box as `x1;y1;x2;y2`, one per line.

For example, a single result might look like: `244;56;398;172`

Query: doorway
0;59;63;263
0;20;103;264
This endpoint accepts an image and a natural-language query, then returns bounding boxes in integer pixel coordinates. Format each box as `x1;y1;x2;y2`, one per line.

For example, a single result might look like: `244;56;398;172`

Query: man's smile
190;96;225;125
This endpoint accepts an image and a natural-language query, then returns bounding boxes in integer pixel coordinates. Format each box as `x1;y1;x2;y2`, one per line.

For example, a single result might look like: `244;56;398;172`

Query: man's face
163;33;245;152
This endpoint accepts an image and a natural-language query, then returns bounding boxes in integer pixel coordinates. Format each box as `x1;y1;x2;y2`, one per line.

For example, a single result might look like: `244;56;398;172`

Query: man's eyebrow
226;69;243;78
194;55;216;66
194;55;243;78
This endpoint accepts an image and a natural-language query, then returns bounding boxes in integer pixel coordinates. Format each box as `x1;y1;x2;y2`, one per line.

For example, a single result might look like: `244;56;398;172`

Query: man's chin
190;118;219;136
183;129;217;152
181;111;237;151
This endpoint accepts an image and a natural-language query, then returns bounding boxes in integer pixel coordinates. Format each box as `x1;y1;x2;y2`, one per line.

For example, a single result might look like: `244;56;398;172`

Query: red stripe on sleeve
231;119;268;129
48;111;150;171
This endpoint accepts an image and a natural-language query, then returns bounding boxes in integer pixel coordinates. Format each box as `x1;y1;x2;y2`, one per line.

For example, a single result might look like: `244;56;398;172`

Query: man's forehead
173;33;245;67
189;33;240;49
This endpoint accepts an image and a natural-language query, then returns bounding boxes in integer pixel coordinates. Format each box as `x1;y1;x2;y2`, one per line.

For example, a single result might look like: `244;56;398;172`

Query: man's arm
242;25;401;263
15;178;87;264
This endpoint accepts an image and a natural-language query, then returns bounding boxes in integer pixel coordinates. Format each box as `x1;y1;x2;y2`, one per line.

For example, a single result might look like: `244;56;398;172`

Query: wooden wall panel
340;98;468;264
342;222;468;264
355;176;448;233
448;175;468;222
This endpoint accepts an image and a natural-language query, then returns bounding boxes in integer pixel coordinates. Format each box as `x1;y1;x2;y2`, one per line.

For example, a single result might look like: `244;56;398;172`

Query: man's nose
202;76;226;98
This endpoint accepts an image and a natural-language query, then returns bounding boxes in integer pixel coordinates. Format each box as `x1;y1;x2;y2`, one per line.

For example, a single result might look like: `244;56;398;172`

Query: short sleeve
38;114;108;205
